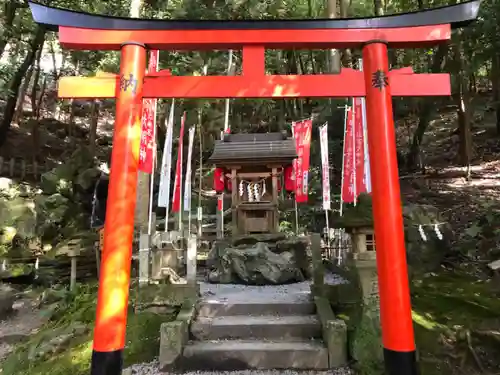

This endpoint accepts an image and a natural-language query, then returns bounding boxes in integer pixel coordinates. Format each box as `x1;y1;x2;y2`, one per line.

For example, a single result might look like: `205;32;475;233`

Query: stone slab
181;339;330;370
191;315;321;340
197;300;315;318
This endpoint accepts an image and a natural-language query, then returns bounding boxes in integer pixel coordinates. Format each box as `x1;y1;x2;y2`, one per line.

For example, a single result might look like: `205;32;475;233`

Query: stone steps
181;339;330;370
197;299;315;317
191;314;322;340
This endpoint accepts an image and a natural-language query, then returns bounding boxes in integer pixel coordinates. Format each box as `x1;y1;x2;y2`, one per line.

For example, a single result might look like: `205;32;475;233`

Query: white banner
183;126;196;212
358;58;372;194
319;122;331;211
158;100;175;209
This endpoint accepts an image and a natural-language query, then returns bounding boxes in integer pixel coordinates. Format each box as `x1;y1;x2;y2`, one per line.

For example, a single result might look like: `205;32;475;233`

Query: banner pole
352;101;357;207
325;209;330;248
184;126;195;238
339;105;348;217
178;114;185;237
218;49;233;239
294;200;299;234
319;122;331;249
147;61;159;236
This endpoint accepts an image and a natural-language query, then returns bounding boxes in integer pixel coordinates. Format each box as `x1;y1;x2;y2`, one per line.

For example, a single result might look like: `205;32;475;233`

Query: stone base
159;300;197;369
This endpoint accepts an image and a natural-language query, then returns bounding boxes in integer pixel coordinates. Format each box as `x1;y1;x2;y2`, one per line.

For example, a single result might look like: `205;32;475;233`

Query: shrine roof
208;132;297;165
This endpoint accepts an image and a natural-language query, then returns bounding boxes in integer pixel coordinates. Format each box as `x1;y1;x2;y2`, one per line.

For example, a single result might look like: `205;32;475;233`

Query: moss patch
412;271;500;375
2;284;178;375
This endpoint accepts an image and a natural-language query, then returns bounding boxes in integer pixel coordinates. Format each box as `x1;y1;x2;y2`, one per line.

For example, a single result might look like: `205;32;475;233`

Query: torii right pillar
362;41;417;375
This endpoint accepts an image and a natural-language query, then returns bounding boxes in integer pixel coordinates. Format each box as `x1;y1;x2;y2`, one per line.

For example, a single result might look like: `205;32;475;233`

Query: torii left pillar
91;42;146;375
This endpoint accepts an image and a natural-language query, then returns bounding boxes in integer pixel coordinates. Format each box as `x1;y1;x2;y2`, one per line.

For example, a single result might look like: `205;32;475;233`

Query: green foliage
2;283;176;375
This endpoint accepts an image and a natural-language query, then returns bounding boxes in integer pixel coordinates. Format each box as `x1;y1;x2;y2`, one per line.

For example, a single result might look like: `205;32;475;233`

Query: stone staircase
179;288;346;371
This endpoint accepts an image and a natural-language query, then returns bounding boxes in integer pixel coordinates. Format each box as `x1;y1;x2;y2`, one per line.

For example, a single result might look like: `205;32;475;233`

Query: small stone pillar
68;243;81;291
350;227;378;310
139;233;151;284
348;226;383;366
186;235;197;284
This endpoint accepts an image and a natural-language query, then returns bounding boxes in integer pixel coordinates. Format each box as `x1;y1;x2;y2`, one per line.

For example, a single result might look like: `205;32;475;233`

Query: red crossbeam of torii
58;62;449;99
27;1;481;375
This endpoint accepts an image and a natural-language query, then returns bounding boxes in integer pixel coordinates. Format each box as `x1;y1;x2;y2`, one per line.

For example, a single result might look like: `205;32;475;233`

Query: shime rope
416;223;445;241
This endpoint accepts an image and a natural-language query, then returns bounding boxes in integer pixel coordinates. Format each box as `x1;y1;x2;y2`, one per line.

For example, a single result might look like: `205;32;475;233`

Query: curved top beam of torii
30;0;479;31
28;0;480;50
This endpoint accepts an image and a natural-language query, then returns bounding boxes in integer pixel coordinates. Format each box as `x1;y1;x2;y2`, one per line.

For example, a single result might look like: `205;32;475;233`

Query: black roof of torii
28;0;480;31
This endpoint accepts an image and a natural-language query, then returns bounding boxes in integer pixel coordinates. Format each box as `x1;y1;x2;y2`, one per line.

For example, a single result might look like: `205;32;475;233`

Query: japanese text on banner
341;107;355;203
292;119;312;203
353;97;367;195
319;123;331;211
138;50;159;173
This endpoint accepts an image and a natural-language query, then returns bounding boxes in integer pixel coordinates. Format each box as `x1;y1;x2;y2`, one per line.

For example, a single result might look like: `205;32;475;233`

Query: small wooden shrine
209;132;297;235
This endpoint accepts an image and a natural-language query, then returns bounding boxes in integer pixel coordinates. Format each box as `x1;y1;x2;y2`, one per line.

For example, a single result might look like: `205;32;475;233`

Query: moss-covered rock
40;147;96;198
333;194;450;274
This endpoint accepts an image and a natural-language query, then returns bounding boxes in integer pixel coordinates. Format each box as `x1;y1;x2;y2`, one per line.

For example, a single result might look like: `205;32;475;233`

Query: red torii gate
28;1;480;375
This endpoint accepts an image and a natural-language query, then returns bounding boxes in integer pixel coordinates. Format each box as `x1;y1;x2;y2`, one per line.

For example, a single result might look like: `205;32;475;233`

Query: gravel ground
124;359;354;375
199;273;347;303
0;298;47;361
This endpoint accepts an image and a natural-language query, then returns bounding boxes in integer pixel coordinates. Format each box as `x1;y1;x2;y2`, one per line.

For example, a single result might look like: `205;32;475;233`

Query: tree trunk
30;44;44;118
453;31;473;168
326;0;341;74
35;74;48;120
13;64;34;123
130;0;143;17
89;100;101;157
340;0;351;66
406;44;448;169
0;27;46;148
492;54;500;135
66;60;80;137
373;0;384;16
0;2;24;59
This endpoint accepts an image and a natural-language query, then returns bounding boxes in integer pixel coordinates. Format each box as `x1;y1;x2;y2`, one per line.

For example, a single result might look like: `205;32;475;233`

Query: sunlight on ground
70;340;93;366
412;310;445;331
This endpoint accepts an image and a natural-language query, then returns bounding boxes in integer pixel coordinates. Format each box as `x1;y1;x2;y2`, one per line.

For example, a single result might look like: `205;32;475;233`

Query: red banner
353;98;366;195
172;112;186;213
341;107;355;203
292;119;312;203
217;127;231;212
138;50;159;173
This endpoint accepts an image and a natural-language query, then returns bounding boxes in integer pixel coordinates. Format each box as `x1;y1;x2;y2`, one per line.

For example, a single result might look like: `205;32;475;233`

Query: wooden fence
0;156;53;181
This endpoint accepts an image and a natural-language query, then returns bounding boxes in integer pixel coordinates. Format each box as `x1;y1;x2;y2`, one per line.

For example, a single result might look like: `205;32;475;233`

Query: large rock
0;196;37;242
276;237;312;278
403;203;452;275
207;242;305;285
40;166;74;196
75;167;101;191
35;194;70;226
232;233;286;247
40;147;96;197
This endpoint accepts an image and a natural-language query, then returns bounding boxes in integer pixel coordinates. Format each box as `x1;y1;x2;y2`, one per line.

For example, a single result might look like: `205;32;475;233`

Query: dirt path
0;297;47;361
